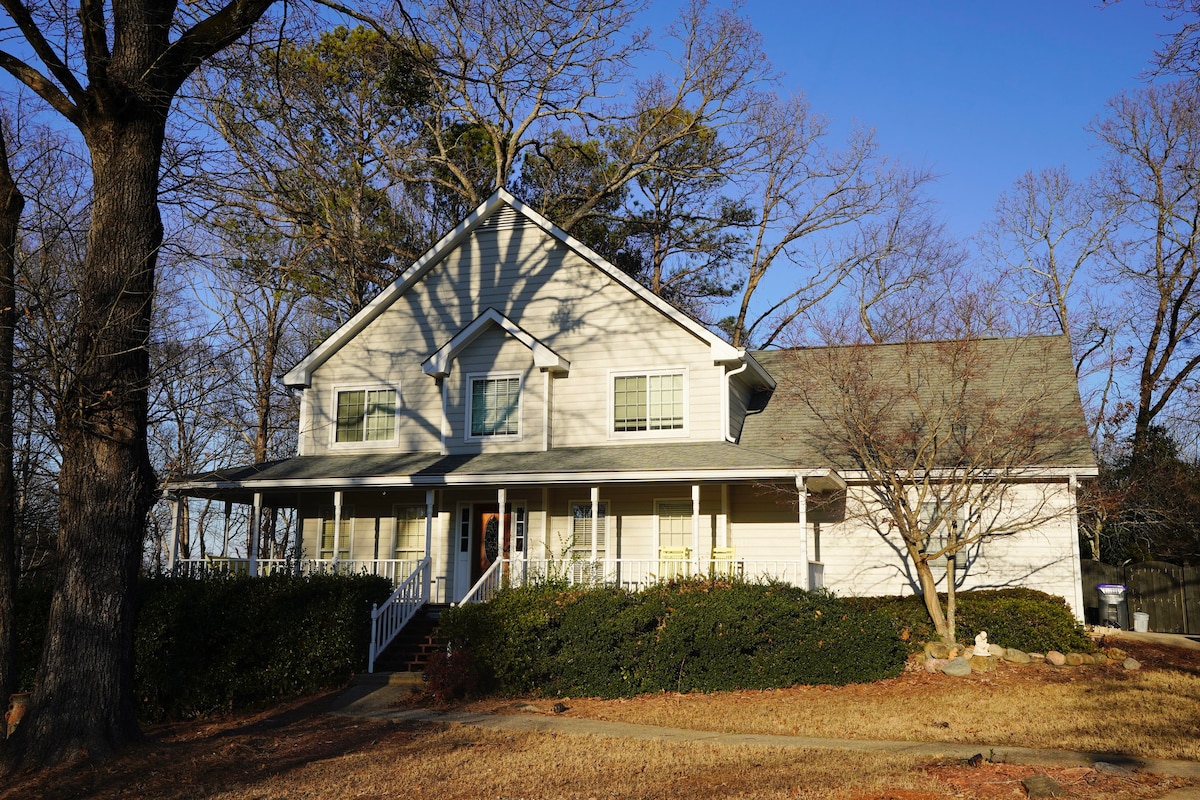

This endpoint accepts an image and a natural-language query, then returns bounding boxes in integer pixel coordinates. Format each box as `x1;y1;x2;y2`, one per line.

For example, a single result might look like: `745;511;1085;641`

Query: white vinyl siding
302;208;726;455
469;374;521;438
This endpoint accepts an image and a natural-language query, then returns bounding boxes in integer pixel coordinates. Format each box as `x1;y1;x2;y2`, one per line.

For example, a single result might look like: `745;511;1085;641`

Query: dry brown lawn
532;637;1200;761
1;636;1197;800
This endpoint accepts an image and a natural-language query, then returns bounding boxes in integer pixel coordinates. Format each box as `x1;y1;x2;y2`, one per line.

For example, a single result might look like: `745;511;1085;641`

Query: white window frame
569;500;609;559
465;371;523;441
608;368;688;438
317;505;354;560
330;383;400;448
654;498;694;553
392;503;427;562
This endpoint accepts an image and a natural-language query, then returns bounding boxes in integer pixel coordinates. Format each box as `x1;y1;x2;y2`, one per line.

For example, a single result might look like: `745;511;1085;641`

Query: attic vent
479;207;528;231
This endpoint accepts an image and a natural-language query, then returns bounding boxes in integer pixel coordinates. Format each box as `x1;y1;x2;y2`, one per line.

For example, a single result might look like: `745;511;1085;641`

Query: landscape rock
1105;647;1127;660
1022;774;1066;797
1123;657;1141;670
988;643;1006;657
968;654;997;673
925;658;948;674
1064;652;1084;666
1003;648;1031;664
924;642;952;660
1079;653;1096;665
1094;761;1136;776
942;657;972;677
1046;651;1066;666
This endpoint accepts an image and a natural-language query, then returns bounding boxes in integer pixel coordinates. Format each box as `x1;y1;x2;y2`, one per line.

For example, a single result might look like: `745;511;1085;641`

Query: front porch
162;451;844;672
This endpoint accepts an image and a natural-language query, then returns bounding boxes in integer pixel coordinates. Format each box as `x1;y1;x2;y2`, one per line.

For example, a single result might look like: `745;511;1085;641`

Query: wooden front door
471;504;511;584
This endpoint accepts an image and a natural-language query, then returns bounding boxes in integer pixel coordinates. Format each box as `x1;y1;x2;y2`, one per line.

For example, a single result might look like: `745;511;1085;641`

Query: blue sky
651;1;1174;241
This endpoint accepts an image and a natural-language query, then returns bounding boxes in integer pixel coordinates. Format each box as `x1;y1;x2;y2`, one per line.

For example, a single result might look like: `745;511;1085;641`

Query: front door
471;504;511;585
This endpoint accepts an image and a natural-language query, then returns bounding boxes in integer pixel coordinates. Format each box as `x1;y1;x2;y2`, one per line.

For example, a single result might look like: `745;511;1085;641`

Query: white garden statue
973;631;988;656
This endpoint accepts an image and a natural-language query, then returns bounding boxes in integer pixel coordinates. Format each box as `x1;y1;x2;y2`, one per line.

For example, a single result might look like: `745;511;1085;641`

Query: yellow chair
658;546;692;580
710;547;737;577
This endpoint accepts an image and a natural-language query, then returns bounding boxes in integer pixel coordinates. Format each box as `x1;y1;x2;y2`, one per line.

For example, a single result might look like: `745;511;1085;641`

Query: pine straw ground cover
1;637;1197;800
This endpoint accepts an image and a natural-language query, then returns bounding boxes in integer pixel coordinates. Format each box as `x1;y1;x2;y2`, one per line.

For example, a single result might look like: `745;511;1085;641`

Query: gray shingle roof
742;334;1095;470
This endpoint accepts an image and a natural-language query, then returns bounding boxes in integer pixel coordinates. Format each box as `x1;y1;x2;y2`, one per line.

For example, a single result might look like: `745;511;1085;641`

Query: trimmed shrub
134;572;391;721
846;588;1092;654
438;579;906;698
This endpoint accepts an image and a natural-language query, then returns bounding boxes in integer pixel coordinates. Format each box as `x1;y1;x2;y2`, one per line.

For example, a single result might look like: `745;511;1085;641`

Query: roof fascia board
836;466;1100;483
167;466;815;493
423;307;570;377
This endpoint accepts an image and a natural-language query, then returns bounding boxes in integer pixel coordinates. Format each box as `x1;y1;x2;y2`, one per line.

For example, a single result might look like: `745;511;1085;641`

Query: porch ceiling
165;441;829;499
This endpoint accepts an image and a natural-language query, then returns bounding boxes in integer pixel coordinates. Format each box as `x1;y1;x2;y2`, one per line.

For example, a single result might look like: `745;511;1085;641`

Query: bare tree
721;93;935;348
785;330;1090;642
0;0;283;768
1092;81;1200;462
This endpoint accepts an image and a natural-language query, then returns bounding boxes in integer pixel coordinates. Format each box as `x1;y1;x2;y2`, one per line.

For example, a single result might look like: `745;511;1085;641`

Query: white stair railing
368;557;430;673
456;557;505;606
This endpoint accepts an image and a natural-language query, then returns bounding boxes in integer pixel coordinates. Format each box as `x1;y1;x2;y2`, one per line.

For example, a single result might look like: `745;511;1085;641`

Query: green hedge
15;572;391;721
845;588;1092;654
440;580;907;698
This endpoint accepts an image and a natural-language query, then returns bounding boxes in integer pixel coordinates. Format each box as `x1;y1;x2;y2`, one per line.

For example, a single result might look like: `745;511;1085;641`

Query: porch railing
482;557;815;593
368;557;431;673
455;557;505;606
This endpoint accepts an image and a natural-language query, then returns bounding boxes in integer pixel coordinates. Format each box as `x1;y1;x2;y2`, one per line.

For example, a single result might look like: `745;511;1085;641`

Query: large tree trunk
4;108;162;767
0;126;24;728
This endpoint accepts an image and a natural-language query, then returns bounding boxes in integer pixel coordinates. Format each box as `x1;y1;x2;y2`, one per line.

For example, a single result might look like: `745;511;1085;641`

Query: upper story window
469;374;521;438
335;388;396;443
613;372;684;433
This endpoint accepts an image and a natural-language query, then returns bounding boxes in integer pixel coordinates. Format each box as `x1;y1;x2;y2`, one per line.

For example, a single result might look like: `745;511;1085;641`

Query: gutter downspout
723;353;750;443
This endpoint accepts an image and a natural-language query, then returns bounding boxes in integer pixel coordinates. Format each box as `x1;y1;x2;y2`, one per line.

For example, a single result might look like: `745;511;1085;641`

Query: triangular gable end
282;188;772;389
422;308;570;378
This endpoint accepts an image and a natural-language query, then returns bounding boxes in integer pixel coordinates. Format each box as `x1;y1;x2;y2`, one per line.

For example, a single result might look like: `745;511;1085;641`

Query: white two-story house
165;189;1096;664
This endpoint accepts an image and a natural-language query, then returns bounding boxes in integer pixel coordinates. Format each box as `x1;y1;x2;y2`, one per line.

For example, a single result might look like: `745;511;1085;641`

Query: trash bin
1097;584;1128;629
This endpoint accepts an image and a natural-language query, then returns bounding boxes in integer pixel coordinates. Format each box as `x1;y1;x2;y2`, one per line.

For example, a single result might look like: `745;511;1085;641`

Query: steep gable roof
283;188;769;387
422;307;570;377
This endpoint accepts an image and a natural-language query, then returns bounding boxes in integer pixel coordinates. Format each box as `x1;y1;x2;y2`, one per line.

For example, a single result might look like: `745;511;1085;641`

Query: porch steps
372;604;448;672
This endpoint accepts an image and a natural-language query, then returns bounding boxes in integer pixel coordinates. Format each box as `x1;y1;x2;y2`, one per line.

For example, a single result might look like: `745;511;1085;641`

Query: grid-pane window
394;505;426;560
470;377;520;437
614;373;683;432
657;500;693;549
319;506;352;560
336;389;395;442
571;502;608;558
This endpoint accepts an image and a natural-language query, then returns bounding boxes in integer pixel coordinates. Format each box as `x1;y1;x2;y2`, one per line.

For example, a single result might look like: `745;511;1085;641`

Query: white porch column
167;494;181;571
221;500;233;557
425;488;436;600
439;379;449;455
250;492;263;575
691;484;701;573
719;485;730;549
541;487;550;560
542;371;551;452
1068;474;1085;622
497;487;508;561
590;486;600;575
796;476;809;590
332;490;344;569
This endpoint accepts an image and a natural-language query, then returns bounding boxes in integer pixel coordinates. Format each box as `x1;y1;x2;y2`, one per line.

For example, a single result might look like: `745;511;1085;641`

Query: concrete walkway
329;675;1200;783
1096;628;1200;651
